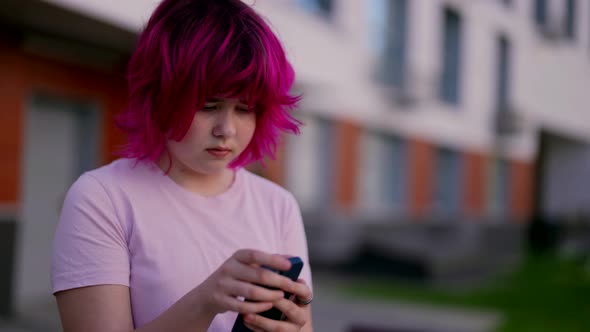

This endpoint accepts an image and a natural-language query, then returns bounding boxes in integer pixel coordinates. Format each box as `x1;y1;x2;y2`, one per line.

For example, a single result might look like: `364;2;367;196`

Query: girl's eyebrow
206;97;249;108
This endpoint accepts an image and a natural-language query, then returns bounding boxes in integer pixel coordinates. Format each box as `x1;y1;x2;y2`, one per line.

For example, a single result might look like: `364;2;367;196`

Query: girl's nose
212;108;237;138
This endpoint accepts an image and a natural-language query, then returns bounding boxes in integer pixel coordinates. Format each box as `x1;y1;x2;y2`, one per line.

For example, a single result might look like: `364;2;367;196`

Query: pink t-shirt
51;158;312;331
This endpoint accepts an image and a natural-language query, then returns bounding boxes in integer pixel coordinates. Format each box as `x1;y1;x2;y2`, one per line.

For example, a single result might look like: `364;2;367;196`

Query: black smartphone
231;256;304;332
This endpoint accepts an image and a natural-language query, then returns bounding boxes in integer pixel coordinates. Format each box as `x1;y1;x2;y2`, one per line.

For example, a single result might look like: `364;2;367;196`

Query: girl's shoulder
239;169;299;207
70;158;158;198
84;158;155;183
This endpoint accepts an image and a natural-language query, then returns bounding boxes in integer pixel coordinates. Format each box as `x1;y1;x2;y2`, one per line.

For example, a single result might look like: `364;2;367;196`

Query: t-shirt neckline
147;161;244;202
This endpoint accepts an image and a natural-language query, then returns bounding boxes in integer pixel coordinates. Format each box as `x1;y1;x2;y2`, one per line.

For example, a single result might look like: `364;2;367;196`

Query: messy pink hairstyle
116;0;301;168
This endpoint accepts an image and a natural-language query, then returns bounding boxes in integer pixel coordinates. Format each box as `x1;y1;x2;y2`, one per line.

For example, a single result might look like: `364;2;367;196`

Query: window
440;8;463;105
496;35;511;111
316;118;335;206
533;0;547;27
494;35;513;133
368;0;388;54
358;132;407;213
376;0;409;88
284;113;315;209
433;148;462;215
297;0;334;18
564;0;577;39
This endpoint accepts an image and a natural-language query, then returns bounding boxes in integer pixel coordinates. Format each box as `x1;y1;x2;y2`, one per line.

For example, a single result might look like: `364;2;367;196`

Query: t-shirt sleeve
281;193;313;291
51;173;130;294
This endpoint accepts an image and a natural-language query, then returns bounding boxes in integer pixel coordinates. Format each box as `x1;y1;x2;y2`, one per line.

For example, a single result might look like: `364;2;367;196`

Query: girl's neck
157;156;235;197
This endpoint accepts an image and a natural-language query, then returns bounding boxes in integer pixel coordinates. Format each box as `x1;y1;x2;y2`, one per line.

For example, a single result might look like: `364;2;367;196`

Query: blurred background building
1;0;589;331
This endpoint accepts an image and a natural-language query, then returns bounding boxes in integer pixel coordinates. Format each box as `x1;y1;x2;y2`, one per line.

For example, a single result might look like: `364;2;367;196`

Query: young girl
51;0;313;331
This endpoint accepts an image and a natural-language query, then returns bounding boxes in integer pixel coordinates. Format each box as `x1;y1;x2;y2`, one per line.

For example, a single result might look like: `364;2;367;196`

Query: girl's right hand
192;249;298;317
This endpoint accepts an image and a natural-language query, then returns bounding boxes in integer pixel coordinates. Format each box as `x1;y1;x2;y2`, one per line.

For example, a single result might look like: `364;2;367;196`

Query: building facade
1;0;590;323
282;0;590;225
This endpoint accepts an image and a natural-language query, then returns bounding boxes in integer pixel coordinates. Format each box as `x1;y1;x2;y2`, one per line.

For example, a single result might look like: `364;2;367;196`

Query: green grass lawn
341;254;590;332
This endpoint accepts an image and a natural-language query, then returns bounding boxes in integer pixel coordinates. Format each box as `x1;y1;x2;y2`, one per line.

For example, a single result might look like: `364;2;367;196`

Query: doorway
15;94;101;325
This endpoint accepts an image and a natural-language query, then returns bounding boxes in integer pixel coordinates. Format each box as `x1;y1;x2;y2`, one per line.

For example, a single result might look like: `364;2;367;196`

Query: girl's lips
206;148;231;158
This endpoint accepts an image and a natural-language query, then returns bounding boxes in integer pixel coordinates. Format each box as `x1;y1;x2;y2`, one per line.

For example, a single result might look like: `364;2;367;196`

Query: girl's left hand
242;279;312;332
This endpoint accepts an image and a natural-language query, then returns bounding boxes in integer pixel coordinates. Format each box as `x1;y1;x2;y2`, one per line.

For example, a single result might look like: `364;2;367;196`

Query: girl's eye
202;104;218;111
202;102;254;113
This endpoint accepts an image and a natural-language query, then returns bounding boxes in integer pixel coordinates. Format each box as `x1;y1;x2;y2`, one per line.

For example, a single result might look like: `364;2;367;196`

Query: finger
243;322;265;332
220;278;284;302
244;313;299;332
223;296;273;314
297;278;308;285
282;280;312;304
224;261;296;293
233;249;291;271
293;279;313;305
271;298;307;326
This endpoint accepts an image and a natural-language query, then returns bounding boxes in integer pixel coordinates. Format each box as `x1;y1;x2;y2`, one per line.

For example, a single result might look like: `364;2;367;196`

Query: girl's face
166;97;256;175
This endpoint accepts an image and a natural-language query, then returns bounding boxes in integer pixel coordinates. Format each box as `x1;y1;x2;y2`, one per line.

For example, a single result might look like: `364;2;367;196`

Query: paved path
0;273;502;332
310;272;501;332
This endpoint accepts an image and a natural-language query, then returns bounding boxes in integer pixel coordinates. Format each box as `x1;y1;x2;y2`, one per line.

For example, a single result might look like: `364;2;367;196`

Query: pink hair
115;0;301;168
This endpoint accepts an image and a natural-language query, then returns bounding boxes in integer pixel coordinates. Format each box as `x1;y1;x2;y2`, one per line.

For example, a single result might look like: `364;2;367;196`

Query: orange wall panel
0;53;26;203
103;86;129;163
334;120;361;211
463;152;487;218
263;136;287;187
510;160;534;222
408;139;434;217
